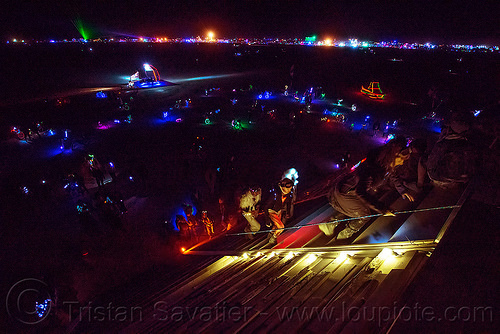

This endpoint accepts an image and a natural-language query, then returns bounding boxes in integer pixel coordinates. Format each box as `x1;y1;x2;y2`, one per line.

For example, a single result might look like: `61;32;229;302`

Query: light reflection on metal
302;253;317;266
284;252;295;261
378;248;396;260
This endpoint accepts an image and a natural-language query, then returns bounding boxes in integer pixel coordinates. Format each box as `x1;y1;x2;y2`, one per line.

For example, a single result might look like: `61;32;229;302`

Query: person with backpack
426;111;477;188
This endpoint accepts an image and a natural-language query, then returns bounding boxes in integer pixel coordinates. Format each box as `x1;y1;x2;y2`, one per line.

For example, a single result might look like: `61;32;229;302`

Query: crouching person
265;178;295;244
319;137;406;240
239;187;262;239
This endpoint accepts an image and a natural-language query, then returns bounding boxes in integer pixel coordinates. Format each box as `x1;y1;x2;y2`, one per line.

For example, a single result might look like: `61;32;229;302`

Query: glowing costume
201;211;215;238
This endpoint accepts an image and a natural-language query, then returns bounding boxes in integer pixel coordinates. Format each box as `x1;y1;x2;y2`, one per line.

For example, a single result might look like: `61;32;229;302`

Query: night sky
3;0;499;44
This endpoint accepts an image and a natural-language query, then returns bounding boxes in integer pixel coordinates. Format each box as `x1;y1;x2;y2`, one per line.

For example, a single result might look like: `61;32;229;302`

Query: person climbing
319;137;407;241
264;177;295;244
239;186;262;239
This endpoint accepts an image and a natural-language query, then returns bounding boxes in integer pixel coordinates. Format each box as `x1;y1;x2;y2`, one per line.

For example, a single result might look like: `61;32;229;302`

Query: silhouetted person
426;111;478;189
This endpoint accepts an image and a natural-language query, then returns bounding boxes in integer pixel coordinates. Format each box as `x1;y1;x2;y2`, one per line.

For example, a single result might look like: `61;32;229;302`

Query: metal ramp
70;180;469;333
116;244;433;333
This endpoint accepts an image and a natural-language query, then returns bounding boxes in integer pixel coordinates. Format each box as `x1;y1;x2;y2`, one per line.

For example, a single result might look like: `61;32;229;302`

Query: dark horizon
3;1;499;45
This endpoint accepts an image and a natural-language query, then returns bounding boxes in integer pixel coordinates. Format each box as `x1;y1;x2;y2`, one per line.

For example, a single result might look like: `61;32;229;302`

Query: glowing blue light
96;91;107;98
36;299;51;318
134;80;168;89
129;176;134;181
114;119;120;123
283;168;299;185
163;111;168;118
65;130;68;138
180;74;233;82
385;134;395;143
143;63;153;71
473;110;482;117
109;162;114;168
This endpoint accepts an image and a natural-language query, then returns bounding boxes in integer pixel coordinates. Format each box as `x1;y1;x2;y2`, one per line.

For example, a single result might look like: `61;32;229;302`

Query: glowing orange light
181;247;186;253
361;82;386;99
207;31;214;41
324;38;332;46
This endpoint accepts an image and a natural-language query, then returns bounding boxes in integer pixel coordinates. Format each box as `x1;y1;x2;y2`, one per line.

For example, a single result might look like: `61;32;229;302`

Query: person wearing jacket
320;137;406;240
265;177;294;244
239;186;262;239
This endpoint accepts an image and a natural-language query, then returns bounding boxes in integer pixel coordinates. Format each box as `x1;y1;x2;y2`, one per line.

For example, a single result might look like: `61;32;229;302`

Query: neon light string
225;205;461;236
150;65;160;81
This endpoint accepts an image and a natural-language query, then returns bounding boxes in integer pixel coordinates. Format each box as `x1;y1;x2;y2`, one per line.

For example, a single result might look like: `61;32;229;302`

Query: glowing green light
72;18;93;40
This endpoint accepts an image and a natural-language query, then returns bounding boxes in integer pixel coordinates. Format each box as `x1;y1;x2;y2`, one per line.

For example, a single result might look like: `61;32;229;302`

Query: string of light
226;205;461;236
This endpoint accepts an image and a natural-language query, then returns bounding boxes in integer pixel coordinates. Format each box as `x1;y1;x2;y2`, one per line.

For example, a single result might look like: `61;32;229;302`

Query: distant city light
4;34;498;52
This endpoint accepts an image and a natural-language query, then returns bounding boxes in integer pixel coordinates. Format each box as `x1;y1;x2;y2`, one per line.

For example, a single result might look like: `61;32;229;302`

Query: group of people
239;169;298;244
175;205;216;242
233;110;480;244
319;110;478;241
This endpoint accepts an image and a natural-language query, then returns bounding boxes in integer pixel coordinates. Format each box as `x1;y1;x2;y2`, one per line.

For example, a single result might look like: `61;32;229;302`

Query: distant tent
361;82;386;99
